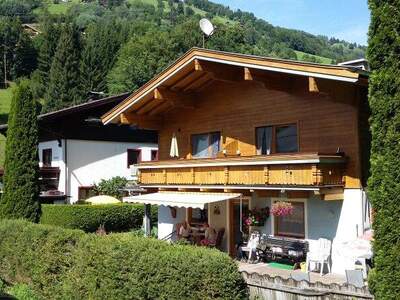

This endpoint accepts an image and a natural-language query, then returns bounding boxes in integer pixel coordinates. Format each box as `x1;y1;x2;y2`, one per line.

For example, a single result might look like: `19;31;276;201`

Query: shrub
40;204;158;232
93;176;128;199
367;1;400;298
0;219;247;300
8;284;40;300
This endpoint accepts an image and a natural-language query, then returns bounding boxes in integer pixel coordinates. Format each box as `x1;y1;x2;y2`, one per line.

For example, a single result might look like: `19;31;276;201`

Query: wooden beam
120;112;162;130
308;77;319;93
153;87;196;110
244;67;253;81
195;59;242;83
244;67;267;88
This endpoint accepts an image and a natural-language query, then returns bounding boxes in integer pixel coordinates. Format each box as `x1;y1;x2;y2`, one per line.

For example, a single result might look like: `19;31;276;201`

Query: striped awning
123;191;242;209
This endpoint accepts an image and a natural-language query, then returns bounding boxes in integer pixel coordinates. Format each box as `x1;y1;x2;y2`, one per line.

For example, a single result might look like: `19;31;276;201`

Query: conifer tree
80;20;123;96
43;23;81;112
367;1;400;298
36;15;61;95
0;80;40;222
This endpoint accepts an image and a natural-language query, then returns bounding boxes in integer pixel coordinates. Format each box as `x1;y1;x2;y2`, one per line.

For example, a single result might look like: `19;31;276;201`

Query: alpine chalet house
0;94;158;203
102;48;370;274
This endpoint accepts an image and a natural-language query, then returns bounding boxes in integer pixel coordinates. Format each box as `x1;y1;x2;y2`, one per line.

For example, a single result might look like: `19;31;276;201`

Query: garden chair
306;238;331;275
346;269;364;288
239;232;260;263
209;228;225;249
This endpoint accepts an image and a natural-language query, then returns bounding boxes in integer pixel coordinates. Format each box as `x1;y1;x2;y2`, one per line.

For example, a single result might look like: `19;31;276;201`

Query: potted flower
243;207;270;227
271;201;294;217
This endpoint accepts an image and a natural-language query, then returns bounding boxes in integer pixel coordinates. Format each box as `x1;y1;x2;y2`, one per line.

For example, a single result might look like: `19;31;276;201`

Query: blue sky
212;0;370;45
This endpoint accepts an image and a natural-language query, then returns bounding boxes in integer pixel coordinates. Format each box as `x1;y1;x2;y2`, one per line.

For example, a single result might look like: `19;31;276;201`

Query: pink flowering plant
271;201;294;217
243;207;270;226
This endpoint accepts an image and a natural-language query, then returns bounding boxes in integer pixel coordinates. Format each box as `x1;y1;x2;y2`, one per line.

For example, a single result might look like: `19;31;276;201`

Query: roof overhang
123;191;242;209
102;48;368;125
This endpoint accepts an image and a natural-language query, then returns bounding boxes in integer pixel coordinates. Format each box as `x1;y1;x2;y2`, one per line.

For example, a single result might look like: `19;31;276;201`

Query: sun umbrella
85;195;121;205
170;133;179;158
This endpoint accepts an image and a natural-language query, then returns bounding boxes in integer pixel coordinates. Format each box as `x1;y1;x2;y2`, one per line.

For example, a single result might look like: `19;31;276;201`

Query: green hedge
0;219;247;299
40;204;158;232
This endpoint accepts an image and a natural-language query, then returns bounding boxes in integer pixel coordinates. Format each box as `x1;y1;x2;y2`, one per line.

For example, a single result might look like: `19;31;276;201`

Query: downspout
64;139;68;203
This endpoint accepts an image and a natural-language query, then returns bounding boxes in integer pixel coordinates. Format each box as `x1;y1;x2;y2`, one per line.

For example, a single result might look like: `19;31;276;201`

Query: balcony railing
136;153;346;188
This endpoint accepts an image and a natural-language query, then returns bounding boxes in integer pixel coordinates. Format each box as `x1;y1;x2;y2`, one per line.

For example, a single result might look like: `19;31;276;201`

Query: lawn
34;0;81;15
295;50;333;64
0;83;14;167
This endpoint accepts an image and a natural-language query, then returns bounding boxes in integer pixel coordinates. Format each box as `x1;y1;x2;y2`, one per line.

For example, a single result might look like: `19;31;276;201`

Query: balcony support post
191;167;195;184
143;204;151;237
312;164;322;185
224;166;229;185
263;166;270;184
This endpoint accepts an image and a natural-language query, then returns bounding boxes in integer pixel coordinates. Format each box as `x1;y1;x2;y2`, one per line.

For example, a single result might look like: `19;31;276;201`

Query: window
42;148;52;167
187;207;208;225
191;132;220;158
276;125;298;153
151;150;158;161
256;124;298;154
127;149;141;168
275;201;305;238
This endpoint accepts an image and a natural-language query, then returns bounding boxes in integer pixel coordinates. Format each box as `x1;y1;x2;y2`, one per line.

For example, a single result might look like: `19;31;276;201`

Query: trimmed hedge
40;204;158;232
0;219;247;299
367;1;400;298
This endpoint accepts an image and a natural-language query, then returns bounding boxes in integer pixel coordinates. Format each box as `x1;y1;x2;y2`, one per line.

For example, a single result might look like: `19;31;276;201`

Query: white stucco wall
66;140;157;203
208;200;228;251
39;139;157;203
158;206;186;241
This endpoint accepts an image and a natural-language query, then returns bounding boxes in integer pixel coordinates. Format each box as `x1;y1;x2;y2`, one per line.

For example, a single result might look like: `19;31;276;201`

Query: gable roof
101;47;369;125
0;93;158;144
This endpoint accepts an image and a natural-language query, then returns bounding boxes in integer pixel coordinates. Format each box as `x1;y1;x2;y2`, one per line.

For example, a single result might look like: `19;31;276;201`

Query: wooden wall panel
157;80;362;188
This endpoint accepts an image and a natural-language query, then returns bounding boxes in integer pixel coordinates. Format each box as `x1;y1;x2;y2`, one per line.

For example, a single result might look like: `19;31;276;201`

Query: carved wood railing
136;153;346;187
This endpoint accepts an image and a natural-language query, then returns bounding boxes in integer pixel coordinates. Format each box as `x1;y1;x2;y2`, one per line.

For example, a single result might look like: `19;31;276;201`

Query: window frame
190;131;221;159
271;198;307;239
127;149;142;168
42;148;52;167
255;122;299;155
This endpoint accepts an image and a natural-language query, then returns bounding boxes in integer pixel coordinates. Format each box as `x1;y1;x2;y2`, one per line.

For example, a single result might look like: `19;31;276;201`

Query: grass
34;0;81;15
131;0;232;24
0;83;14;167
295;50;333;64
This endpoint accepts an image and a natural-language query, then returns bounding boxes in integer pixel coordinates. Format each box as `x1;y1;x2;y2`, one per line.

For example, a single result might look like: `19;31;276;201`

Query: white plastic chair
240;232;260;263
306;238;332;275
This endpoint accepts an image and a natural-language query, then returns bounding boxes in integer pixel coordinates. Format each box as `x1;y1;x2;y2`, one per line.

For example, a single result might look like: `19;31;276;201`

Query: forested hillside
0;0;367;165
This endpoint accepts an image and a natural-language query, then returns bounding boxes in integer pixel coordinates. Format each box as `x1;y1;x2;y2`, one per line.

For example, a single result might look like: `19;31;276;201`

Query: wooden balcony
136;153;346;189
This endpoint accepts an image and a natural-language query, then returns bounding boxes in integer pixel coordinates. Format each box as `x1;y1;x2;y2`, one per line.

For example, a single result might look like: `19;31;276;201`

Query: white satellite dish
199;18;215;37
199;18;215;48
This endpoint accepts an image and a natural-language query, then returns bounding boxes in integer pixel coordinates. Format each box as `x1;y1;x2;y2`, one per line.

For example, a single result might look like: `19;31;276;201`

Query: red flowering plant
271;201;294;217
243;207;270;226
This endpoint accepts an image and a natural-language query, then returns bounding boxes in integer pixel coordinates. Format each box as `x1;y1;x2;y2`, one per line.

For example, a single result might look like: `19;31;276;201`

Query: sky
212;0;370;45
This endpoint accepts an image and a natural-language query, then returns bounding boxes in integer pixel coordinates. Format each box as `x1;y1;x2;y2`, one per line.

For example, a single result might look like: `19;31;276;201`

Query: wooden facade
102;48;369;196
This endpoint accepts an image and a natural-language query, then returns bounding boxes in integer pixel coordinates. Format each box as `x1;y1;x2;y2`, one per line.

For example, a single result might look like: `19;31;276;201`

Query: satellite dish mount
199;18;215;48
